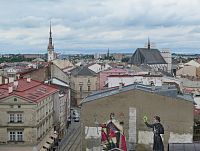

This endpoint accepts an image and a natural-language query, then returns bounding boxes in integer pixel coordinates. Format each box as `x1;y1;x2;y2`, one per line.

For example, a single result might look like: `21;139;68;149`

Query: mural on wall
100;113;127;151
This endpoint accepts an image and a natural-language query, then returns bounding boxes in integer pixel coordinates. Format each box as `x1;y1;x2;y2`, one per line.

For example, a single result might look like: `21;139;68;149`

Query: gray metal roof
70;66;97;76
129;48;167;65
81;83;193;104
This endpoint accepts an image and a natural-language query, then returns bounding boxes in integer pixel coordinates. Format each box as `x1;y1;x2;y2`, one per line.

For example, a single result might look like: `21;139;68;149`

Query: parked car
72;110;79;119
74;116;80;122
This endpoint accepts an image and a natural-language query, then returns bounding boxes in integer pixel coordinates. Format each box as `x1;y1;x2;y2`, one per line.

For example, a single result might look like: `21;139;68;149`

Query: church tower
47;21;55;62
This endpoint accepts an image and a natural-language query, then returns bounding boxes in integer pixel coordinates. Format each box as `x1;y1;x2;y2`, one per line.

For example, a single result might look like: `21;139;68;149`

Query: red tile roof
0;78;59;103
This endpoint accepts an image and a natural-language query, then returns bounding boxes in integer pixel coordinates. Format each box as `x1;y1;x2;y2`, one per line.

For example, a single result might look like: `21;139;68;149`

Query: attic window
14;98;17;102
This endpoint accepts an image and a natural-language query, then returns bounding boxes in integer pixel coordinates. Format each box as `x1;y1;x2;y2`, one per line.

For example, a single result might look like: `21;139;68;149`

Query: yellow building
0;78;59;151
69;66;98;105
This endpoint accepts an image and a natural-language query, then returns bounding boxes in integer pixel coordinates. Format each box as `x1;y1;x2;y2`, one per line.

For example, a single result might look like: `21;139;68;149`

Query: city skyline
1;0;200;54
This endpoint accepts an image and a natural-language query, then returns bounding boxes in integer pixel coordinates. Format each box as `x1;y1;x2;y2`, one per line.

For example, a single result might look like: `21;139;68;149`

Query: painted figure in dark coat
143;115;164;151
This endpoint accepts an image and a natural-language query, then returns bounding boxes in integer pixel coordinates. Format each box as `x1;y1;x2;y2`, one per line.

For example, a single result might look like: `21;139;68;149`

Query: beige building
177;60;200;78
48;77;71;139
176;65;197;77
81;84;193;151
69;66;98;105
0;78;59;151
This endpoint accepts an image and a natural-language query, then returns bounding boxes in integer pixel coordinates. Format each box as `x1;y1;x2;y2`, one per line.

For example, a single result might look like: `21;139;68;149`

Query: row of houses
0;60;71;151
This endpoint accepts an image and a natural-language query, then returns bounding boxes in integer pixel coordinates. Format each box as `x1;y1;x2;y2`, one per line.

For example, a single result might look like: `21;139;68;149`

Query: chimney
27;78;31;83
8;86;13;93
14;81;18;88
5;78;8;84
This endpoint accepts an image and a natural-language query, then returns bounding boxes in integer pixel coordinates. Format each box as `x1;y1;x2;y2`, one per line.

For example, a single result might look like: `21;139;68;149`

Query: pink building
99;68;128;90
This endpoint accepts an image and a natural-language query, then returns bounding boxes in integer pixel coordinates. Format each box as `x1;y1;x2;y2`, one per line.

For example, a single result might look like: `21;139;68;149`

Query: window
17;131;23;141
14;98;17;102
9;113;23;123
80;86;82;92
9;114;15;123
80;86;83;98
16;114;23;123
9;131;23;141
9;131;15;141
88;86;91;91
88;78;90;83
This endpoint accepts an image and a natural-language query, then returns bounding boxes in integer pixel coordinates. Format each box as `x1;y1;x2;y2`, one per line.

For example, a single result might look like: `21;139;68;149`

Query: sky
0;0;200;54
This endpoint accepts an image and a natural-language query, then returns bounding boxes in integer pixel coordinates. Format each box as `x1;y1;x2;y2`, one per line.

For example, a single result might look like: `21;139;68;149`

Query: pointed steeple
148;37;150;49
48;21;54;51
50;20;52;38
107;48;110;57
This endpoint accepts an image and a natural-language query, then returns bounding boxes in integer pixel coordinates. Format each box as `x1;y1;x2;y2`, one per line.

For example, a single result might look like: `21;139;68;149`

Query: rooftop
70;66;97;76
81;83;193;104
0;78;59;103
129;48;167;65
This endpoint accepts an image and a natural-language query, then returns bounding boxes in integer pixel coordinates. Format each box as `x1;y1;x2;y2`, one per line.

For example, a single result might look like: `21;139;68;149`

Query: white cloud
0;0;200;53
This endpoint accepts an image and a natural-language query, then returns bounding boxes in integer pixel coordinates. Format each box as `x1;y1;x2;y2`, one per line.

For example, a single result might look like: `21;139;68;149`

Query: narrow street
58;111;82;151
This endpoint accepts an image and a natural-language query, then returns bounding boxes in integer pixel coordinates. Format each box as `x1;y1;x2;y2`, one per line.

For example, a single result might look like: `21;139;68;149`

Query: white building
160;49;172;73
88;63;112;73
107;75;163;88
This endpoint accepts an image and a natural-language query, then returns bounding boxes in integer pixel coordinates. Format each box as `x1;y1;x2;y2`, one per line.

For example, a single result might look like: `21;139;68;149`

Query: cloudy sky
0;0;200;54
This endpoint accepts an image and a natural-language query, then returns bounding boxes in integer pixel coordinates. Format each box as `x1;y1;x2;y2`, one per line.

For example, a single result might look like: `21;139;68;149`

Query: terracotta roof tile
0;78;59;103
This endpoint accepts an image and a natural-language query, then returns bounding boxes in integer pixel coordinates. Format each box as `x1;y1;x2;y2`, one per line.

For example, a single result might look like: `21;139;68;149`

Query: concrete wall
81;89;193;151
51;64;70;83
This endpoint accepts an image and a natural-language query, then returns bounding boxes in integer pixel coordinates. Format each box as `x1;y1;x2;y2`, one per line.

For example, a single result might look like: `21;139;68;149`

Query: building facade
0;78;59;151
107;74;163;88
98;68;128;90
81;84;193;151
69;66;98;105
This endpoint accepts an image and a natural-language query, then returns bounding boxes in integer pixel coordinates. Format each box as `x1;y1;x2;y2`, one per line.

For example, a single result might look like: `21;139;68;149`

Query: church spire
148;37;150;49
48;21;54;51
50;20;52;38
107;48;110;58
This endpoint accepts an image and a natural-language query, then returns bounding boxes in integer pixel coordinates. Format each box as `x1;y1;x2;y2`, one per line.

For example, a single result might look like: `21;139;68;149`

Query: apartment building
0;78;59;151
69;66;98;105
